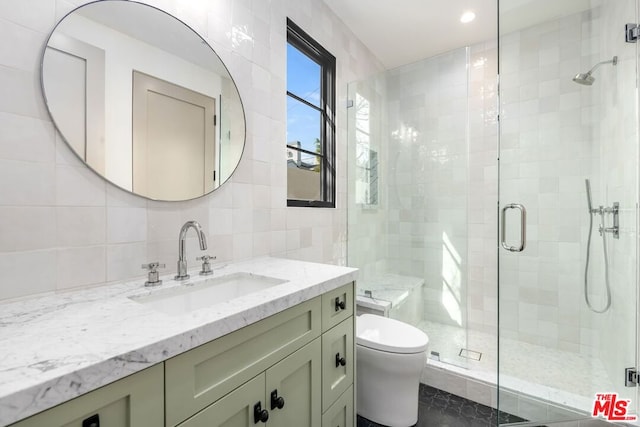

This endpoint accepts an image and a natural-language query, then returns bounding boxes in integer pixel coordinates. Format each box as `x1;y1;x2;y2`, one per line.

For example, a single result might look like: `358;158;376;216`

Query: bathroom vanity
0;258;357;427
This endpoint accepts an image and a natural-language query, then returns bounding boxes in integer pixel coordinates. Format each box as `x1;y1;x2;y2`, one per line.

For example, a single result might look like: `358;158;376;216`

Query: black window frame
286;18;336;208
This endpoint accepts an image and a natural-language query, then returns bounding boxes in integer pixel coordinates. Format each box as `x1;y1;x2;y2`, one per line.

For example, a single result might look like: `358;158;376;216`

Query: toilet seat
356;314;429;354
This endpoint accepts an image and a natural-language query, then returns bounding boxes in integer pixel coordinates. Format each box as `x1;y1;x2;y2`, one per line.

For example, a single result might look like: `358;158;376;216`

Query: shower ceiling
323;0;594;69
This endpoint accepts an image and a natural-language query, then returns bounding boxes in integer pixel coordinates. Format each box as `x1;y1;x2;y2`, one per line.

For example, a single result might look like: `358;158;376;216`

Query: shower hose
584;208;612;313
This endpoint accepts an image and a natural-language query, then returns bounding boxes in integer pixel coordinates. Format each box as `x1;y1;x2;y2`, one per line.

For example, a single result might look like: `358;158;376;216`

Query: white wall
0;0;383;301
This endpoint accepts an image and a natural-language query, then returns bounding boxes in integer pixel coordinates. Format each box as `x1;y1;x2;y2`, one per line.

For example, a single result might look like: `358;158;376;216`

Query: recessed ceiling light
460;11;476;24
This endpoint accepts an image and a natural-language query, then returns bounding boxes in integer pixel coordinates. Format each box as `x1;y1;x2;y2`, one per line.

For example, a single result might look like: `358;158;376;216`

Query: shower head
573;72;595;86
572;56;618;86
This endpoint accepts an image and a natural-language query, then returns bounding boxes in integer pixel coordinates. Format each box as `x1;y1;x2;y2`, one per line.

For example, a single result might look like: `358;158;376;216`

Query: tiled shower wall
499;3;639;363
347;73;389;282
384;48;471;327
347;44;499;335
0;0;383;301
498;10;602;355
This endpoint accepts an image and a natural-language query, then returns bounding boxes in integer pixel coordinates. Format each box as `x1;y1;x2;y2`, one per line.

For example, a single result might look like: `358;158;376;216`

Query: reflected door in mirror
44;34;106;174
132;71;216;200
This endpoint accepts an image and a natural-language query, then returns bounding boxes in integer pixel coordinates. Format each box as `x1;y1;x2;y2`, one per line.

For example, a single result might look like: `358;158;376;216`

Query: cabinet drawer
321;283;353;332
166;297;321;426
321;318;354;412
322;385;353;427
10;364;164;427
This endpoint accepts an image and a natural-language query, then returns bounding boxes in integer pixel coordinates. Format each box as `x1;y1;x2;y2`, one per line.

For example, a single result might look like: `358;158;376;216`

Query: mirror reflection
41;0;245;201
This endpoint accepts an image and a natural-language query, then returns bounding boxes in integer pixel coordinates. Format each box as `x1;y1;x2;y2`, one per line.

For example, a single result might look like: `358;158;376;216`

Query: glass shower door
497;0;639;424
347;47;474;370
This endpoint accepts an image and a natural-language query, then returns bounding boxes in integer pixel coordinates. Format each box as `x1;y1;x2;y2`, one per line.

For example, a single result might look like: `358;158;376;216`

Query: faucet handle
196;255;216;276
142;262;165;287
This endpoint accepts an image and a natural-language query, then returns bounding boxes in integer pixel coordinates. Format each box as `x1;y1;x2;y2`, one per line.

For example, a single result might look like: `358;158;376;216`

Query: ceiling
322;0;497;70
322;0;594;70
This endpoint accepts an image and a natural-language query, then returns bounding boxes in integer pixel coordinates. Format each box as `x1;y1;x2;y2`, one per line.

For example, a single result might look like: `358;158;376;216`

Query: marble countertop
0;257;357;426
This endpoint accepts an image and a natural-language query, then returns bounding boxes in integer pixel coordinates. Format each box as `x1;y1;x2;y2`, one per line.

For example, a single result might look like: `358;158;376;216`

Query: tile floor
356;384;527;427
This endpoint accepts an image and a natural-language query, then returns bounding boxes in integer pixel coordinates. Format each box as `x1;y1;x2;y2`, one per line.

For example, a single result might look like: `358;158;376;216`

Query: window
286;18;336;207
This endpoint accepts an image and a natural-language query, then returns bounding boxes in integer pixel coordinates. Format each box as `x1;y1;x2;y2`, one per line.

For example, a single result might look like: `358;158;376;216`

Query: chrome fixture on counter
175;221;208;280
197;254;216;276
142;262;165;287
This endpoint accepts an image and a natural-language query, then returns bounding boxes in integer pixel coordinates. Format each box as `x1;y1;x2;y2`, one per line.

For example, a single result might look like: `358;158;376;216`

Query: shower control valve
602;202;620;239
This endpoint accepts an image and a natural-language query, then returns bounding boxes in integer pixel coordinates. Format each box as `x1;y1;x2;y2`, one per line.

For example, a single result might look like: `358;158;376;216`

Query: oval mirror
41;0;246;201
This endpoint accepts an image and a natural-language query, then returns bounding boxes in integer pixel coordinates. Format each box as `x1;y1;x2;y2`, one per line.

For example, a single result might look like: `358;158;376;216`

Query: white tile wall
498;9;603;355
0;0;383;300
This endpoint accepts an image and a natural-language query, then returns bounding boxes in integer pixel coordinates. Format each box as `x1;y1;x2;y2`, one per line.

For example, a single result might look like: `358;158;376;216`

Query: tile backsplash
0;0;383;301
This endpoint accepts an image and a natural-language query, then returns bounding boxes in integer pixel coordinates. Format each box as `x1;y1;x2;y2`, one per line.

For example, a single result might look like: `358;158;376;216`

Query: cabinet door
10;364;164;427
321;318;354;412
322;385;353;427
266;339;322;427
177;375;265;427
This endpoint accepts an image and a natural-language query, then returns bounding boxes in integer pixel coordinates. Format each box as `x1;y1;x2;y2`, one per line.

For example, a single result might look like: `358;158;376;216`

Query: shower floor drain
458;348;482;361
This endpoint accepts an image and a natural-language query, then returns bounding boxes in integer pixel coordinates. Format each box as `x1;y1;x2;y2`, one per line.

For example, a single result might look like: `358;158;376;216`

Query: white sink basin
130;272;287;315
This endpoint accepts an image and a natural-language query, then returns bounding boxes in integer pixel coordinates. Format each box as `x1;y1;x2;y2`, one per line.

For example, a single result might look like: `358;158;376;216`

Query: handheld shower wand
585;179;593;213
583;179;611;313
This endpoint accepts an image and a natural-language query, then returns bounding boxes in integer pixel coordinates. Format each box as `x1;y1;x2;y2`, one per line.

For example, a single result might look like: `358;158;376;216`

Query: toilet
356;313;429;426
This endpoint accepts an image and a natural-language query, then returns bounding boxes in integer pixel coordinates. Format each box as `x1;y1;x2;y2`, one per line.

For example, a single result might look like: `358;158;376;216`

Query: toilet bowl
356;314;428;427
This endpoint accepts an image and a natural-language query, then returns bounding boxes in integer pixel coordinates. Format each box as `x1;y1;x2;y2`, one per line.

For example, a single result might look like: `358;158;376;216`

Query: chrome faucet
175;221;208;280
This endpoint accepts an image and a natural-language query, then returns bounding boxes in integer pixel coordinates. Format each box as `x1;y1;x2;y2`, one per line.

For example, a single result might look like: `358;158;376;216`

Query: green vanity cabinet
178;339;322;427
169;282;355;427
9;282;356;427
9;364;164;427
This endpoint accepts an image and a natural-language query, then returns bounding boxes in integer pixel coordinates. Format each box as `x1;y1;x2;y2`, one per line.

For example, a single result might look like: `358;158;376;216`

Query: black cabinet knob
335;353;346;367
254;402;269;423
334;297;346;311
82;414;100;427
271;389;285;410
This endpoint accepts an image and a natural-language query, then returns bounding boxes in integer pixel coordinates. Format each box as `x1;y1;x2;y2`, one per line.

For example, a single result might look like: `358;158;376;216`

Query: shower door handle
501;203;526;252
